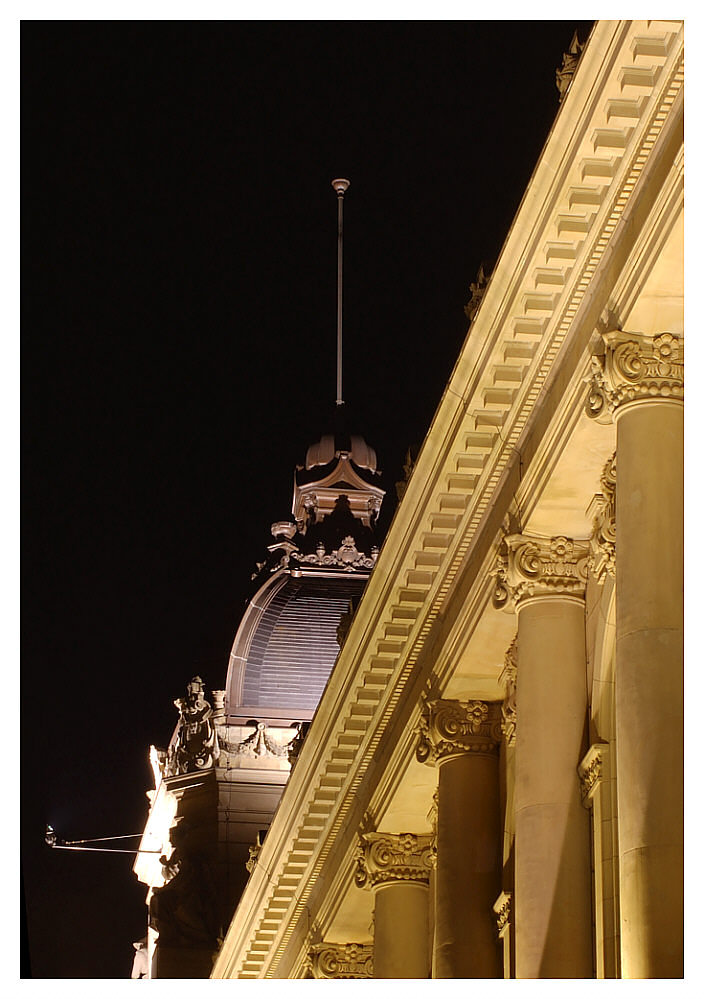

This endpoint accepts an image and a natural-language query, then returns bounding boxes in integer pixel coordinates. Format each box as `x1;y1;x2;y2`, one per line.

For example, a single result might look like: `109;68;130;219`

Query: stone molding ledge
416;698;503;765
587;329;683;421
493;534;590;608
354;832;433;889
308;942;373;979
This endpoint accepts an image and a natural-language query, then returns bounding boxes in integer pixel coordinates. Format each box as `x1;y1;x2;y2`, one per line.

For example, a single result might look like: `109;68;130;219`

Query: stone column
588;329;684;978
355;832;433;979
497;534;593;978
417;699;503;978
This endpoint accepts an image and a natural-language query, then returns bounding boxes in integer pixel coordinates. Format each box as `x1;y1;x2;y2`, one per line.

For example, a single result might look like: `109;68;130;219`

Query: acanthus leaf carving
309;942;373;979
355;832;433;889
587;451;616;582
494;534;590;606
586;330;683;421
416;698;502;766
499;638;518;745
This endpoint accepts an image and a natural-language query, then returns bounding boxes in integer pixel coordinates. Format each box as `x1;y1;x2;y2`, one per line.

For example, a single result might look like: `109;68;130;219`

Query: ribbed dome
225;571;367;723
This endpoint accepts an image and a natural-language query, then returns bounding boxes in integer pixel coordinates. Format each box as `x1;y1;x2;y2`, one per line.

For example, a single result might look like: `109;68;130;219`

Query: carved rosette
588;451;616;582
578;742;609;807
309;943;373;979
494;534;589;607
416;698;502;766
499;638;518;745
354;832;433;890
586;330;683;421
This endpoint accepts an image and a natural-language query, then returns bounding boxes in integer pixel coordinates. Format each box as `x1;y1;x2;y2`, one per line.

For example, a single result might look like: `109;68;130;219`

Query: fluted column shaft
417;699;503;978
589;330;684;977
499;535;593;978
356;832;432;979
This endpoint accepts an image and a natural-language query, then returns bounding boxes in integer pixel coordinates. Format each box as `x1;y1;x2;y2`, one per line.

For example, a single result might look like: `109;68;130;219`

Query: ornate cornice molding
308;942;373;979
578;742;610;806
587;452;616;582
493;534;589;608
416;699;502;766
586;329;683;421
354;832;433;889
499;639;518;745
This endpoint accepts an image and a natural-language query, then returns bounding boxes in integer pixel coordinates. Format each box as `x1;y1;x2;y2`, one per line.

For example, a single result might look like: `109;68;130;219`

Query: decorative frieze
578;742;609;806
218;721;292;760
308;942;373;979
587;452;616;582
354;832;433;889
493;891;512;939
493;534;589;608
586;330;683;421
499;638;518;746
416;698;503;766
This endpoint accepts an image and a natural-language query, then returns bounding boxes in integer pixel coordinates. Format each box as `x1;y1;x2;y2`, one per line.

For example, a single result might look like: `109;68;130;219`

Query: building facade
138;19;684;979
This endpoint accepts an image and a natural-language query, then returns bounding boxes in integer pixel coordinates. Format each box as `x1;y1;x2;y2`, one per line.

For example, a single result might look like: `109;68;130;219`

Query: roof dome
224;570;367;724
305;433;377;472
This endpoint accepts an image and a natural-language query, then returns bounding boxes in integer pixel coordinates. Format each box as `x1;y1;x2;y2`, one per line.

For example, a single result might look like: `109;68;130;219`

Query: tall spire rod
332;178;350;407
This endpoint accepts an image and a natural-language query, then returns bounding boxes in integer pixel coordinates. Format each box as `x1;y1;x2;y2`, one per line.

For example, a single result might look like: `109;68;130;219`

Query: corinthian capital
309;942;373;979
354;832;433;889
493;534;589;607
416;698;502;766
586;329;683;421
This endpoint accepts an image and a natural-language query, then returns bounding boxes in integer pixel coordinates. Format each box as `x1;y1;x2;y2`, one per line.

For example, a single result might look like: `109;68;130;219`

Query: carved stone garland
308;942;373;979
355;832;434;889
493;534;589;609
586;329;683;422
588;451;616;582
499;638;518;746
416;698;503;765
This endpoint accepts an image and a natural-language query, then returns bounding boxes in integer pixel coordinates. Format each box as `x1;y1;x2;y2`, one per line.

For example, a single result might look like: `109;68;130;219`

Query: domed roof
305;433;377;472
225;569;367;723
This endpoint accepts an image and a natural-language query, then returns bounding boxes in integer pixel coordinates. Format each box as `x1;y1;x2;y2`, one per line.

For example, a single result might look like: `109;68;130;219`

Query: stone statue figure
149;821;219;949
130;937;149;979
166;676;219;776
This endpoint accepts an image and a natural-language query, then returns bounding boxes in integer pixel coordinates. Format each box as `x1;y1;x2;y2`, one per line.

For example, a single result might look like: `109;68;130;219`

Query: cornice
211;21;684;979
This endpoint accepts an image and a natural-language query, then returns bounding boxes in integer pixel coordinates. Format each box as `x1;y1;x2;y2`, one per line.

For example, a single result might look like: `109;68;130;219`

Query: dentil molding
416;698;503;765
586;329;683;421
493;534;590;607
354;832;433;889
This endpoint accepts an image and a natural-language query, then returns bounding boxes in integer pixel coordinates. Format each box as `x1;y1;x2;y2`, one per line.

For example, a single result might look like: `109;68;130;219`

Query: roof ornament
331;178;350;408
556;30;585;102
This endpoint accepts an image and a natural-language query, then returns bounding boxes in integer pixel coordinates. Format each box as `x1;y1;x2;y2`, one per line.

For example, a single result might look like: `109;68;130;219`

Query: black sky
22;19;594;978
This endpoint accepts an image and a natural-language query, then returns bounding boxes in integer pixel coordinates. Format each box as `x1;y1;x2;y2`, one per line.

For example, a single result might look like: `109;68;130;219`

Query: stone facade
137;20;684;981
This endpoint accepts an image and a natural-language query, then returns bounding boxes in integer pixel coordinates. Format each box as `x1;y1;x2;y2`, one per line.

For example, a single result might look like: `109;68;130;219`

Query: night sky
22;19;594;978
